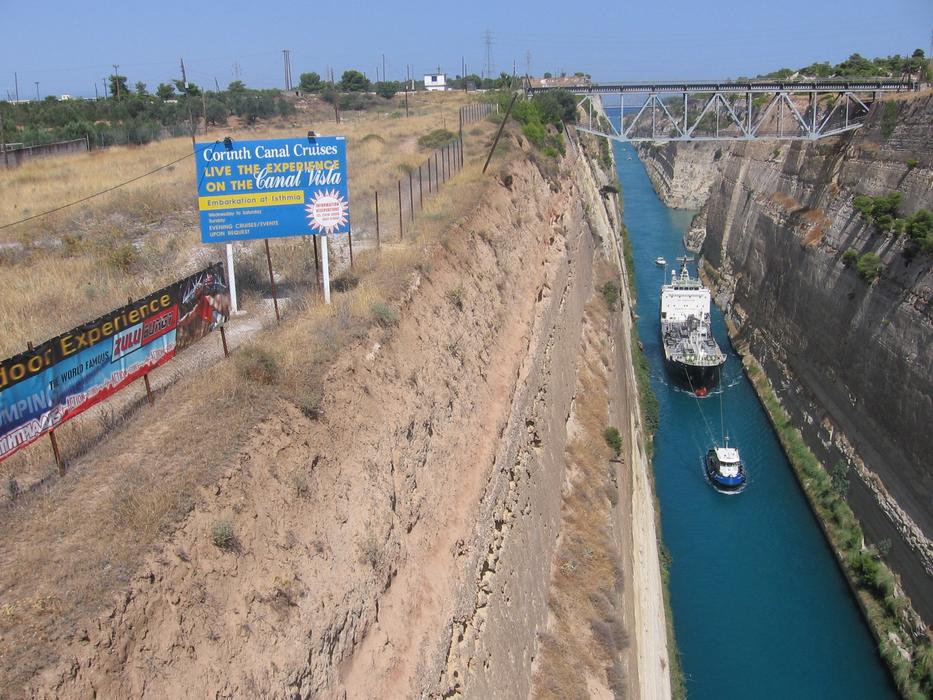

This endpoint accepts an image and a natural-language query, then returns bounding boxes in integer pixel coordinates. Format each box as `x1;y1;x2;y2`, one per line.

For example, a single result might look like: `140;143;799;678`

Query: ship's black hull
663;355;723;393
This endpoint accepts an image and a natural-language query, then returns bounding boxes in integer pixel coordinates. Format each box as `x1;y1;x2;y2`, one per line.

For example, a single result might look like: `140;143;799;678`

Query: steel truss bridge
526;80;914;141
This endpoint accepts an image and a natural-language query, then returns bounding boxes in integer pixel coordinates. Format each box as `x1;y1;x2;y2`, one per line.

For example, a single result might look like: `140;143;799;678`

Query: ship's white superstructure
659;257;725;390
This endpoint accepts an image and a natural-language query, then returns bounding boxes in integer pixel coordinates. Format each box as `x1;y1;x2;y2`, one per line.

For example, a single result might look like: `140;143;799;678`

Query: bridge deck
528;80;913;95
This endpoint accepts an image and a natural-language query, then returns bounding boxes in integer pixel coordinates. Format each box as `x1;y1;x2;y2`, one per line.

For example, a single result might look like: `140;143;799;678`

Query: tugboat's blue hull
705;452;747;493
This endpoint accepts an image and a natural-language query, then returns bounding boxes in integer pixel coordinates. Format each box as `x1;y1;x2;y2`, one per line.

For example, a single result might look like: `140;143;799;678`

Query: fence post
398;180;403;240
220;325;229;357
143;374;154;405
427;158;432;194
374;190;381;248
348;229;354;268
408;170;414;221
435;152;440;185
264;238;280;322
418;164;423;209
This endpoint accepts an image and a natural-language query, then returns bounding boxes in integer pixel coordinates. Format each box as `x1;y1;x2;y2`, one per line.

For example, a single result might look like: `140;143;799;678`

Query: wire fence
329;134;466;273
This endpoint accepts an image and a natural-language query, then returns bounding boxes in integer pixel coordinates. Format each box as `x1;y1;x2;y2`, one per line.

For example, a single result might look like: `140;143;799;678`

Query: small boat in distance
655;256;667;266
705;438;747;493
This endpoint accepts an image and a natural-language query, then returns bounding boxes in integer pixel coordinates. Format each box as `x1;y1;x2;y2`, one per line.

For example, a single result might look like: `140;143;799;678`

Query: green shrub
521;120;547;148
236;345;279;384
601;281;621;310
842;249;859;267
107;243;139;272
446;286;464;311
857;252;883;280
906;157;918;169
904;209;932;254
370;301;397;327
211;520;235;549
417;128;456;149
881;102;899;139
603;427;623;456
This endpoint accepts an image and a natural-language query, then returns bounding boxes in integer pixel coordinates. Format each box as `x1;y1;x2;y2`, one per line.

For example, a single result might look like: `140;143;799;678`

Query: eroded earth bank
3;126;667;698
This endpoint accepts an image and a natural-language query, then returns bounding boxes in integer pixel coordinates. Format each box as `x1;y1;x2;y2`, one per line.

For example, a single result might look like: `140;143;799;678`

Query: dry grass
0;91;478;359
0;101;506;693
532;260;631;700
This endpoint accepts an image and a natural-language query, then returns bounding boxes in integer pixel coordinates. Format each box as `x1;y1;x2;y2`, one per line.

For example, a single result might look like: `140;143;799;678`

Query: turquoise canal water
612;141;897;699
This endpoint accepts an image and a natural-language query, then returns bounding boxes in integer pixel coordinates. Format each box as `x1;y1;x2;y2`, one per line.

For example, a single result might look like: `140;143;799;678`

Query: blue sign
195;136;349;243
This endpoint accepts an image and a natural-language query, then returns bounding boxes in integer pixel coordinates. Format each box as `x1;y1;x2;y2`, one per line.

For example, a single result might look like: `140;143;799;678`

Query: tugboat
659;257;726;393
705;438;747;493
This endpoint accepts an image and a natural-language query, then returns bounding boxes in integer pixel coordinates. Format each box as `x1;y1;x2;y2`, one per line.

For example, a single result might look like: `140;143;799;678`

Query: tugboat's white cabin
713;447;742;477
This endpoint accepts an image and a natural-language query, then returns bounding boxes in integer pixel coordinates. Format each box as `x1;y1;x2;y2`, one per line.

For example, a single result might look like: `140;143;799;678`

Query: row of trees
0;78;297;147
298;69;525;96
761;50;931;81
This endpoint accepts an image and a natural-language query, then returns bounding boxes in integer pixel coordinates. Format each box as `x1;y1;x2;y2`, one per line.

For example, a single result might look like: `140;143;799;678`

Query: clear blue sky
2;0;931;99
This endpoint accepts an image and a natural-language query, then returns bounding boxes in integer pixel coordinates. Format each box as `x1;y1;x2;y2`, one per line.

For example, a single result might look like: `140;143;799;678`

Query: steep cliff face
637;141;721;209
698;94;933;618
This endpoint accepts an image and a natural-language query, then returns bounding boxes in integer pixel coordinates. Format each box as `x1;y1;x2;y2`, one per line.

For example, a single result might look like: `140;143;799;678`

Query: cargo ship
659;257;725;394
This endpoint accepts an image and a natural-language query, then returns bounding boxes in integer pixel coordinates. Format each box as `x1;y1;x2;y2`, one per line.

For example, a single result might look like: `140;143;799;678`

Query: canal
612;141;897;698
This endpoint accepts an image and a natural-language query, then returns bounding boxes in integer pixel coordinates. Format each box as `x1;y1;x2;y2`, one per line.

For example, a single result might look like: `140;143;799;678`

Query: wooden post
264;238;280;321
313;235;321;289
427;158;432;194
143;374;154;405
408;170;414;221
28;341;64;474
397;180;403;240
49;429;64;476
0;110;8;169
435;152;440;185
348;229;354;268
374;190;381;248
484;92;518;173
220;325;229;357
418;164;423;209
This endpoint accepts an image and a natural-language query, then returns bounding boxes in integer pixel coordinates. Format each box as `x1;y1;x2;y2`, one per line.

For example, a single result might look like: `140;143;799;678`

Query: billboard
0;264;230;462
195;136;350;244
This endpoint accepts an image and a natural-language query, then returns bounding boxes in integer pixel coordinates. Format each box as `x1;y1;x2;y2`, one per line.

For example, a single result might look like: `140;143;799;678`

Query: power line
0;151;194;231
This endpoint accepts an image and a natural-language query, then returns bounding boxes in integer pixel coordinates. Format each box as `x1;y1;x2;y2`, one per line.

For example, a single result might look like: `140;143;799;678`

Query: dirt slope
16;145;577;698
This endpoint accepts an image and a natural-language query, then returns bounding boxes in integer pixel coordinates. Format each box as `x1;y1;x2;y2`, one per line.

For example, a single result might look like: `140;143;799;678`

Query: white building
423;73;447;91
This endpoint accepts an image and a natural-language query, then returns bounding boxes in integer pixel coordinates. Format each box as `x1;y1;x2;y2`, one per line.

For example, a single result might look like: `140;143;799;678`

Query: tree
156;83;175;100
135;81;148;97
109;74;130;99
298;72;323;93
374;81;398;99
173;79;200;96
543;72;552;79
227;80;246;94
339;70;371;92
205;99;228;126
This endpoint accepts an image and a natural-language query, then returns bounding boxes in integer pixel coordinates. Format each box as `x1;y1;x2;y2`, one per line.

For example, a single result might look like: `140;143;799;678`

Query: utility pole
180;57;196;148
214;76;220;91
526;50;531;77
94;83;99;100
112;64;120;99
14;72;19;102
34;81;39;101
282;49;292;90
382;53;386;83
484;29;493;79
405;64;410;117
